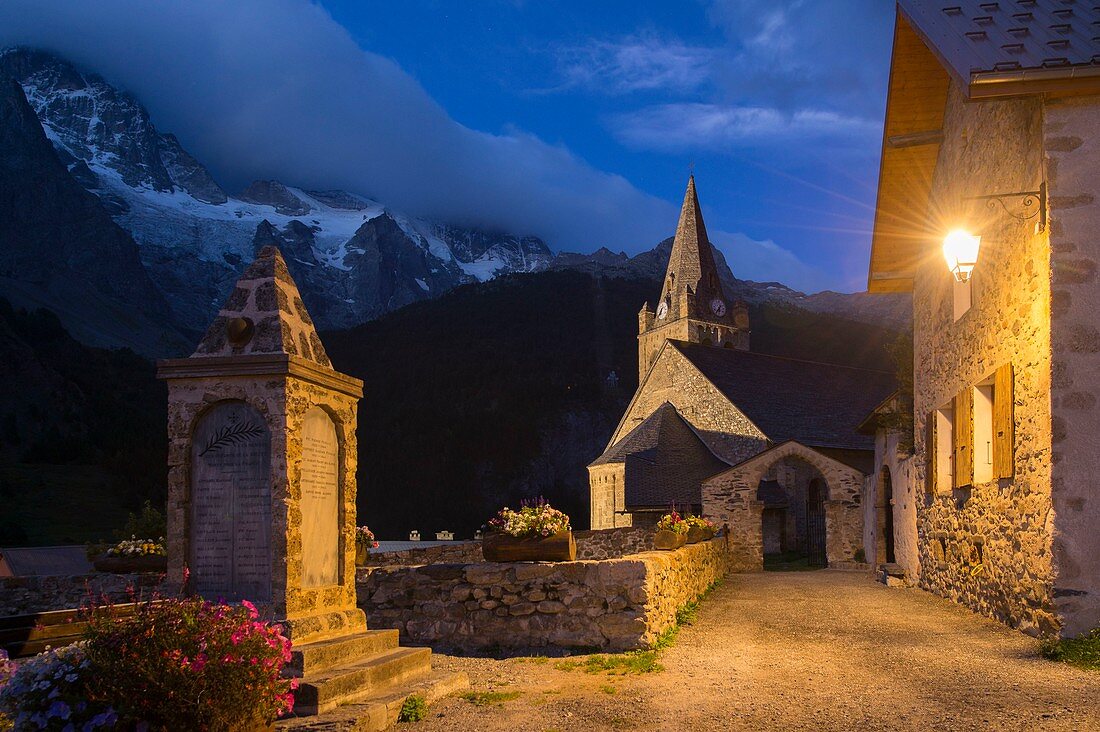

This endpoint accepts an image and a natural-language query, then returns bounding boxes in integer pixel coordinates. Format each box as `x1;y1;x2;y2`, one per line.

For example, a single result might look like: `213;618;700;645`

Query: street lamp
943;230;981;283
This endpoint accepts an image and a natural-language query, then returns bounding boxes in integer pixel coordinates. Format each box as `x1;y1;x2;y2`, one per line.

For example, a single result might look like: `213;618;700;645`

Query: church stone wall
1044;94;1100;636
613;345;767;466
588;463;630;530
912;87;1056;636
703;442;864;569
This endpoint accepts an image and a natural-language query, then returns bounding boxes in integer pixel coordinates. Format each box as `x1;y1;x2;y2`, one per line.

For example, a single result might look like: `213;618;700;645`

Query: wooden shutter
993;363;1015;479
954;388;973;488
926;412;937;494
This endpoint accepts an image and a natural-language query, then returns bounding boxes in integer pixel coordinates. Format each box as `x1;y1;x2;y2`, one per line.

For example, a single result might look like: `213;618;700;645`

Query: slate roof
670;342;897;451
0;546;92;576
899;0;1100;97
591;402;730;509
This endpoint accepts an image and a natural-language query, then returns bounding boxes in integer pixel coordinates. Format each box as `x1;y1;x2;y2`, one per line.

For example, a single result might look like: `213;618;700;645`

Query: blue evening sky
0;0;897;292
322;0;897;291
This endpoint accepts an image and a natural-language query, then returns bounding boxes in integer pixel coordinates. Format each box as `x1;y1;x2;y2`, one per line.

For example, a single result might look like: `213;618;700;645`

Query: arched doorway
877;466;896;565
756;456;830;569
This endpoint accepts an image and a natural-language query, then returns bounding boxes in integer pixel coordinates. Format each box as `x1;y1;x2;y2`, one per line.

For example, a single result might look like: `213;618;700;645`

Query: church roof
670;342;896;451
657;176;726;318
193;245;332;367
591;402;729;509
898;0;1100;98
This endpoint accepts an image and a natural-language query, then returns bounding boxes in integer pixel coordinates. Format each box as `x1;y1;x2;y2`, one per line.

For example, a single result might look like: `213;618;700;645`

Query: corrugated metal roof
0;546;92;576
899;0;1100;96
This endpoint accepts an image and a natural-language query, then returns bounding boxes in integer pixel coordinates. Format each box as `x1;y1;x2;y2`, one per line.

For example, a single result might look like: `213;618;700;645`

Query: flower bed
0;598;295;730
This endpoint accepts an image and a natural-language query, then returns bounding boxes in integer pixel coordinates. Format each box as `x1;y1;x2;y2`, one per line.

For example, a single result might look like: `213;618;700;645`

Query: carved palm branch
199;421;264;456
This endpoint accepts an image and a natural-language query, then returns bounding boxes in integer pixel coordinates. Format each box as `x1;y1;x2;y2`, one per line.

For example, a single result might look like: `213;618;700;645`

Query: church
588;177;896;569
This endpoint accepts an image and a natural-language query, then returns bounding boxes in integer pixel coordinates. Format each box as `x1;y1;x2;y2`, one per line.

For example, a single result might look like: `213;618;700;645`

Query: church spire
636;175;749;381
657;175;725;321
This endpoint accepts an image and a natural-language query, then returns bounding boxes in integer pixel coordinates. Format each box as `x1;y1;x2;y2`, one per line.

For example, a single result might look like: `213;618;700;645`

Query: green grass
1041;630;1100;670
516;655;549;664
458;691;523;706
554;580;722;676
397;694;428;723
599;685;617;695
555;651;663;675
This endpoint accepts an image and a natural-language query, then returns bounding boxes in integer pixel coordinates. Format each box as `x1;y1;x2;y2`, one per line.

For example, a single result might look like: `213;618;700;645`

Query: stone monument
158;246;365;642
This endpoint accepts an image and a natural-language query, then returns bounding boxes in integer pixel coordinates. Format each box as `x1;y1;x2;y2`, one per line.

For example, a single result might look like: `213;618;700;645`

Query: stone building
866;0;1100;637
589;178;895;569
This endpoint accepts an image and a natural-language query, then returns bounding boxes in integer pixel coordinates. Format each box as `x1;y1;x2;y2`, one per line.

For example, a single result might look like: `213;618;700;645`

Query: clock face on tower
656;302;669;320
710;298;726;317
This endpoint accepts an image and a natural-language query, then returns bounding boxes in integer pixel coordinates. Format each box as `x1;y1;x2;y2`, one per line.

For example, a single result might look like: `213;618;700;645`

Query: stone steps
277;668;469;731
287;630;400;678
291;646;433;715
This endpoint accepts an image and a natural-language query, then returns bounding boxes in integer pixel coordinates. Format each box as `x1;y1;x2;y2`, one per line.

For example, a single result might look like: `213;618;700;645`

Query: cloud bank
0;0;829;292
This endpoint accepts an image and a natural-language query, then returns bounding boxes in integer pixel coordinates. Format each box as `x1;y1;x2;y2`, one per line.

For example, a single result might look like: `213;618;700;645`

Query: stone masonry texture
355;538;730;652
912;87;1056;636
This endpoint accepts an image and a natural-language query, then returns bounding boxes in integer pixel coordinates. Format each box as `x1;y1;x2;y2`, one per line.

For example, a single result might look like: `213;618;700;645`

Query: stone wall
355;538;730;652
912;87;1056;636
363;542;485;567
862;431;919;581
703;441;864;569
0;573;166;616
1044;94;1100;636
588;463;630;530
360;528;655;568
612;345;767;466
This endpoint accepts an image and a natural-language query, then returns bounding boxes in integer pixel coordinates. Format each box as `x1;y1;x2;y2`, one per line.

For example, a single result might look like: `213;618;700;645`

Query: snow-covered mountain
0;48;553;334
0;46;907;351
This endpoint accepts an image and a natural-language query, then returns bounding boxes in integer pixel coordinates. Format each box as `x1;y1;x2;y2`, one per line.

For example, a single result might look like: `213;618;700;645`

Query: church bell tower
638;176;749;381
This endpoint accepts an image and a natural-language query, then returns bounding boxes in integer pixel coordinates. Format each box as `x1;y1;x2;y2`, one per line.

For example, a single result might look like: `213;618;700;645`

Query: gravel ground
399;570;1100;732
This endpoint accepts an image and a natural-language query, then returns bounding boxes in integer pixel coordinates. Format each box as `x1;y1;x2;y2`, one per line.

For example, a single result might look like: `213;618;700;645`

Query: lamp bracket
965;182;1047;231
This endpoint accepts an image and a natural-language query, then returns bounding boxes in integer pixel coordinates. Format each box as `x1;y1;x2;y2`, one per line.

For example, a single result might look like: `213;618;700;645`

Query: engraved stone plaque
300;407;340;588
190;402;272;602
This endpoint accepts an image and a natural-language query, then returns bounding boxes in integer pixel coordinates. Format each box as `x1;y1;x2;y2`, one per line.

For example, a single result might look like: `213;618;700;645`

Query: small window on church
973;379;994;483
935;403;955;493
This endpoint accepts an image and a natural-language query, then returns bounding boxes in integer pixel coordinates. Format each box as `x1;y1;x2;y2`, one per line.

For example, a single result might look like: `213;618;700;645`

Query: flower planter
93;555;167;573
482;530;576;562
355;545;370;566
686;526;715;544
653;530;687;550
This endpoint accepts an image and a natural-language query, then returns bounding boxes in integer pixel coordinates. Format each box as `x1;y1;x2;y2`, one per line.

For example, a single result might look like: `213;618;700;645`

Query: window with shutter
954;388;973;488
993;363;1015;479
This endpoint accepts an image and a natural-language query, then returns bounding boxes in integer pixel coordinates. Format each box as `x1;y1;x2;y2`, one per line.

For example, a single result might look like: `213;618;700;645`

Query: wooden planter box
653;530;687;550
93;555;167;574
482;530;576;562
686;526;715;544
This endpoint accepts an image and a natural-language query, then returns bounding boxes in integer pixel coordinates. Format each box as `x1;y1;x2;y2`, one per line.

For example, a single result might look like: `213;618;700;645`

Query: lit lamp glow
943;230;981;283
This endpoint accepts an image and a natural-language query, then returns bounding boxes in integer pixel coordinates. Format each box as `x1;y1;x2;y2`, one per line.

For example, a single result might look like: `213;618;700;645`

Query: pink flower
241;600;259;619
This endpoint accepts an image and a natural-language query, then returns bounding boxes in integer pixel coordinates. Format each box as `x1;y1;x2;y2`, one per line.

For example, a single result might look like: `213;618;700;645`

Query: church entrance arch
703;440;867;572
755;455;830;567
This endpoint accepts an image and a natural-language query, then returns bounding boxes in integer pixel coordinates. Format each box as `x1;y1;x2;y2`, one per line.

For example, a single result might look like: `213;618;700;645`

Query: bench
0;603;146;659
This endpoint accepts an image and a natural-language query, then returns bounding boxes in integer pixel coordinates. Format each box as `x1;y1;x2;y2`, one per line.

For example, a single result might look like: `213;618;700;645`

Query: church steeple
657;175;726;322
637;175;750;381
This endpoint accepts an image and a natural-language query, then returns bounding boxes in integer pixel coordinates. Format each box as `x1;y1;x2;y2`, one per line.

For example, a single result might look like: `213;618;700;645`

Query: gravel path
402;570;1100;731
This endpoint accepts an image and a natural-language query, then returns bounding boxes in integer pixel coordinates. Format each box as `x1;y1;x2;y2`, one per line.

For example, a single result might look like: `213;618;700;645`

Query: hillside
324;269;902;540
0;266;902;546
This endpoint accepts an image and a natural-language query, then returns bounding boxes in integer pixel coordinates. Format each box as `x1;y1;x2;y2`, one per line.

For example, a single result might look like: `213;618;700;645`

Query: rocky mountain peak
0;47;226;204
238;179;311;216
